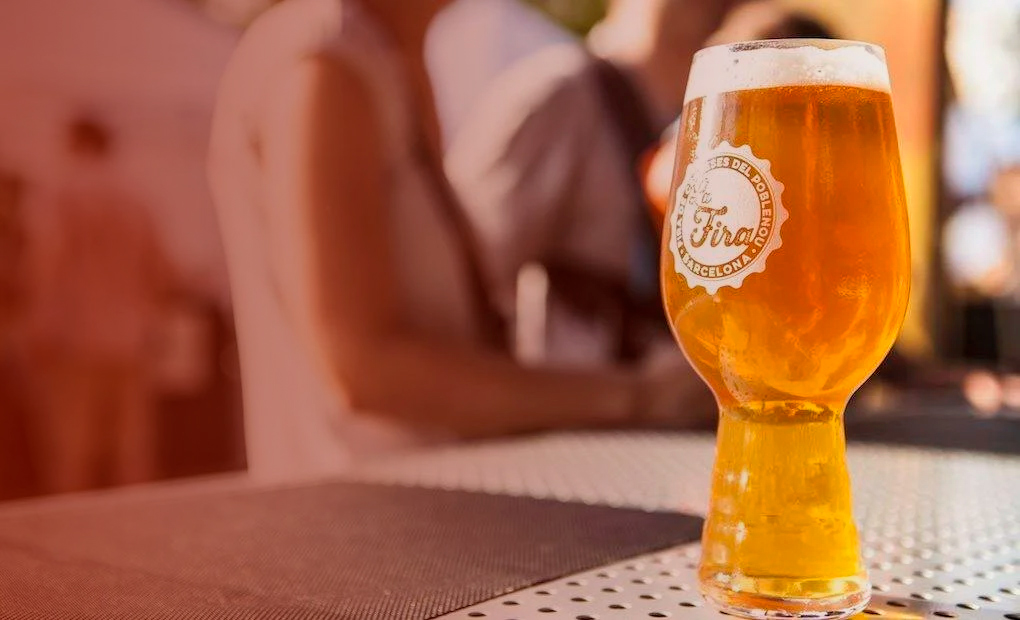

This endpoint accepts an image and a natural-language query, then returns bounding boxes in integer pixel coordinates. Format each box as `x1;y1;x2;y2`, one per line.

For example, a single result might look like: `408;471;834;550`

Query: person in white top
209;0;712;482
446;0;742;368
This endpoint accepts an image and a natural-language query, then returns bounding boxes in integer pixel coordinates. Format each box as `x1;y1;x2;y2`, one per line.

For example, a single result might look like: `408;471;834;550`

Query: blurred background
0;0;1015;499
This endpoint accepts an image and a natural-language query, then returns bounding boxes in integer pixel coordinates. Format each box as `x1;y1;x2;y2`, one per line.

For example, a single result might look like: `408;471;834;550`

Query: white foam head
684;40;891;104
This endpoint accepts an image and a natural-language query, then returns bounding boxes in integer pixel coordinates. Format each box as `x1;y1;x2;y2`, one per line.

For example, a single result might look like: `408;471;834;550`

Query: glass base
701;580;871;619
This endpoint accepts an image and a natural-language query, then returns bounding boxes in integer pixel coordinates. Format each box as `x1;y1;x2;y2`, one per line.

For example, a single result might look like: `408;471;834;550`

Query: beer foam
684;41;891;104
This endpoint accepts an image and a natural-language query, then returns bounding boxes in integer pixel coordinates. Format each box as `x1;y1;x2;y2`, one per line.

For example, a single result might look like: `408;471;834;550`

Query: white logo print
668;142;788;294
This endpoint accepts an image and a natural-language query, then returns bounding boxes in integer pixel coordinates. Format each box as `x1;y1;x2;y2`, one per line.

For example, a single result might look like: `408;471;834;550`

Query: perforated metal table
351;432;1020;620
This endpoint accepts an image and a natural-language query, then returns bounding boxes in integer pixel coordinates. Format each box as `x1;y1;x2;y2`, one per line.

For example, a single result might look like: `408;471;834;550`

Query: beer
661;41;910;618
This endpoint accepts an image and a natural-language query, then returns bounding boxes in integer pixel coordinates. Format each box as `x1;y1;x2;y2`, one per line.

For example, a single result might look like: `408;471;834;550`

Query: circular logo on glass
669;141;788;294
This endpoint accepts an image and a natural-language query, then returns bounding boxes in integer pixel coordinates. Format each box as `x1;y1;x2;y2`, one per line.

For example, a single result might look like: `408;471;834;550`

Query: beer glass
661;40;910;618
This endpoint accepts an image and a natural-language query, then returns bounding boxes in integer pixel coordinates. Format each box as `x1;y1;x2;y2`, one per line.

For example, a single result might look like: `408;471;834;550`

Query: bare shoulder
230;0;379;70
215;0;371;108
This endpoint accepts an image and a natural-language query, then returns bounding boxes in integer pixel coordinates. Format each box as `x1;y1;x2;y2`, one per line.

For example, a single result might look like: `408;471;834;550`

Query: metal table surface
351;432;1020;620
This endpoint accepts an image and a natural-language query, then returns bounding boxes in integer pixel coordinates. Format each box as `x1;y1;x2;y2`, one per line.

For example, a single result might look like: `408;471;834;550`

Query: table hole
862;609;882;616
686;563;697;570
669;585;690;592
660;570;679;577
872;584;891;593
916;570;936;579
539;607;558;614
602;587;621;594
649;614;671;618
912;593;933;601
934;585;954;593
640;594;662;601
1000;587;1020;595
957;603;980;611
608;603;631;610
1004;614;1020;620
626;564;643;571
502;600;520;606
467;613;486;618
955;578;975;586
577;616;598;620
978;595;1001;603
537;590;554;596
679;602;701;608
572;597;592;603
567;581;586;587
597;572;614;579
632;578;652;585
933;612;956;618
887;601;908;608
892;577;914;585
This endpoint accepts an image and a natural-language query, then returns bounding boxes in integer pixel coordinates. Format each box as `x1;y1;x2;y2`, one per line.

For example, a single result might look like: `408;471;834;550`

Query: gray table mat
0;480;703;619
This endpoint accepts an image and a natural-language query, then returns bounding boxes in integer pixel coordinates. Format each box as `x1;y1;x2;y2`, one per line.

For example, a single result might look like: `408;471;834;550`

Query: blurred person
25;117;171;493
942;0;1020;403
210;0;711;483
932;163;1020;416
447;0;743;368
956;165;1020;417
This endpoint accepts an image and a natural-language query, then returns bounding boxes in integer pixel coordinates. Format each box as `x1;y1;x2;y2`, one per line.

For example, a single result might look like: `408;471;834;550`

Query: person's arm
257;56;640;438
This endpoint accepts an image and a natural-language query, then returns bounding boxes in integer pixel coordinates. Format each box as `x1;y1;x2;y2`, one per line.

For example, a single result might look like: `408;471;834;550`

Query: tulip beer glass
661;40;910;618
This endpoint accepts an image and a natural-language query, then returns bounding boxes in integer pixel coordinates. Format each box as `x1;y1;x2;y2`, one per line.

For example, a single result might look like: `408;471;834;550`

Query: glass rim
693;38;886;63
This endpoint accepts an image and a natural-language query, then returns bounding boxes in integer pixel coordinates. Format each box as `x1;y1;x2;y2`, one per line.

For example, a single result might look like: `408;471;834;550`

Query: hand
634;348;717;430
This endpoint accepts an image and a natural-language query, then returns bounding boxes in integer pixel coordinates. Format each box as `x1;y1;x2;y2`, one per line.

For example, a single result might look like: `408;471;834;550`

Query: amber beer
661;40;910;618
